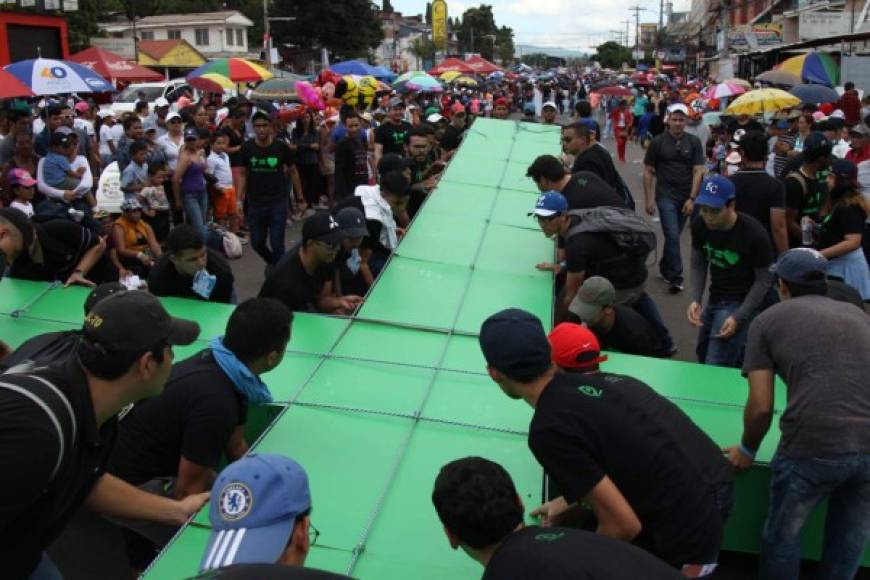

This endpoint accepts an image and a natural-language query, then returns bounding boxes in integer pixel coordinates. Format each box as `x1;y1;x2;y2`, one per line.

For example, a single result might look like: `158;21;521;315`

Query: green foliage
425;2;432;25
520;52;549;68
66;0;123;52
454;4;513;63
269;0;385;60
382;0;394;13
594;41;632;69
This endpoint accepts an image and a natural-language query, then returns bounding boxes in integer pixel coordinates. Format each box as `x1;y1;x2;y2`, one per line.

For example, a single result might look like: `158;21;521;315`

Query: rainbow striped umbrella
702;81;746;99
776;52;839;87
186;57;273;84
187;73;236;94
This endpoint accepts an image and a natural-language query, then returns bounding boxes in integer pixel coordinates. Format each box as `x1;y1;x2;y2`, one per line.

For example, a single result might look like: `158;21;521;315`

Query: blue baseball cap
773;247;828;287
200;454;311;572
695;175;735;209
528;191;568;217
578;117;600;135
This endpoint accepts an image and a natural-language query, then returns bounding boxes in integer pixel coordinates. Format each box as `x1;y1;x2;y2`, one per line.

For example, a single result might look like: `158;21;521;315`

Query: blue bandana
209;336;273;405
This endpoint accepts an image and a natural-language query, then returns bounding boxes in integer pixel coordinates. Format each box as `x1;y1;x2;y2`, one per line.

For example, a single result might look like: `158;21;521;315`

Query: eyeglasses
309;522;320;546
316;240;340;251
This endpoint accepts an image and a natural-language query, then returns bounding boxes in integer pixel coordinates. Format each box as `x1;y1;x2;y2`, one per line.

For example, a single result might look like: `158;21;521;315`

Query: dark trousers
297;162;322;206
246;200;288;265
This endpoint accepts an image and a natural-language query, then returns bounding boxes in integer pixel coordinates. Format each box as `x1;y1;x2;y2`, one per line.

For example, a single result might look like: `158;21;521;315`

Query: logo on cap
84;313;104;328
329;216;339;230
704;180;719;195
219;482;253;521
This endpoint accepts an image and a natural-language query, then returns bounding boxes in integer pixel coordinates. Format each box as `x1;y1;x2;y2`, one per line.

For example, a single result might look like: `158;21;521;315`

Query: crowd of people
0;67;868;580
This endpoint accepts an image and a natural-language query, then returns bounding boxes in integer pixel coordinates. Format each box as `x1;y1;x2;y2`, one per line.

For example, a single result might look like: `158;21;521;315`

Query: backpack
566;207;657;263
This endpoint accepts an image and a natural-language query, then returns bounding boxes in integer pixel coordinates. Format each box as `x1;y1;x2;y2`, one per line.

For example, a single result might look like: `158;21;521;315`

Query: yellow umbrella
452;75;479;87
187;72;236;93
439;70;462;82
725;88;800;115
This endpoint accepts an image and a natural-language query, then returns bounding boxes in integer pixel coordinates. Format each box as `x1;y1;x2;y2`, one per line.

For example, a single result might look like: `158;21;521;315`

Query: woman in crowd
173;127;209;238
292;109;322;214
111;198;161;278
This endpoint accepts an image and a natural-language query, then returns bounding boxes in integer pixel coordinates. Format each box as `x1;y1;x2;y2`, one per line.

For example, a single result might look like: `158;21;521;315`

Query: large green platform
1;118;866;577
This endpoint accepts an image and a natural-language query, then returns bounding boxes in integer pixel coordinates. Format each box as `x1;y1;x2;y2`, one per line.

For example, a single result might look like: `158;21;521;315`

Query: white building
98;10;255;59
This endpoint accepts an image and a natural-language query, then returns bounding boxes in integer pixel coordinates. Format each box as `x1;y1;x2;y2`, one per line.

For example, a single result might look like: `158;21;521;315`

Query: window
140;31;154;40
195;28;209;46
236;29;244;47
167;29;181;40
226;28;234;46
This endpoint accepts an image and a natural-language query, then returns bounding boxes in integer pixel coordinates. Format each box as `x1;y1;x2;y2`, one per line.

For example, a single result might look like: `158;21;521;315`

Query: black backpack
566;207;657;263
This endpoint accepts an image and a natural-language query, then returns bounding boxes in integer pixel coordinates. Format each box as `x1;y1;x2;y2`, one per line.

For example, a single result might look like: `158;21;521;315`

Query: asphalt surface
48;113;870;579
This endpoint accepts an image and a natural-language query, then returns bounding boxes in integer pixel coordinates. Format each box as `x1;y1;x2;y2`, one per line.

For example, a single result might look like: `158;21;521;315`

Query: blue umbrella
330;60;395;81
789;83;840;105
370;65;396;82
5;57;113;95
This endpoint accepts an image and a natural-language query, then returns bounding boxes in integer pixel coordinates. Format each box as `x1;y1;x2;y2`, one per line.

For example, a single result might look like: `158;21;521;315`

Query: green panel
419;181;496;220
159;297;236;340
421;370;532;433
18;284;90;323
441;335;487;373
260;353;323;402
333;322;447;367
352;422;540;580
499;160;541;193
490;189;546;229
357;257;469;329
455;268;551;334
476;223;554;276
286;314;350;355
0;279;56;314
296;358;434;416
396;212;485;267
675;401;778;464
440;151;507;187
0;314;76;349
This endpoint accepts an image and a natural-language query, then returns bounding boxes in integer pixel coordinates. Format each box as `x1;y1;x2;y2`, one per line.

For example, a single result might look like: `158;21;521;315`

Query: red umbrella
595;85;632;97
429;57;474;75
69;47;164;83
465;55;502;74
0;69;35;98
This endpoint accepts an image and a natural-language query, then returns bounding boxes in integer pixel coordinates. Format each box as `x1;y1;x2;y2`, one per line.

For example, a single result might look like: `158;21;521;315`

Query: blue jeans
246;200;288;265
656;195;689;285
182;190;208;239
760;453;870;580
632;291;675;353
696;300;750;368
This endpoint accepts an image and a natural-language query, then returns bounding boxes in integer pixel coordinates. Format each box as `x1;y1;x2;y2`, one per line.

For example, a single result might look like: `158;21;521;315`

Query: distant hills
515;44;588;59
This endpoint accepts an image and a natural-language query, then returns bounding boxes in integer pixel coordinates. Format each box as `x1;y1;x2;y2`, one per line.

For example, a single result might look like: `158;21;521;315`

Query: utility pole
628;5;647;66
262;0;295;72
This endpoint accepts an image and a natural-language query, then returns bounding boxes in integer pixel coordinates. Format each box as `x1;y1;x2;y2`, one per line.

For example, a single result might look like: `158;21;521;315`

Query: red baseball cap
495;97;509;107
547;323;608;370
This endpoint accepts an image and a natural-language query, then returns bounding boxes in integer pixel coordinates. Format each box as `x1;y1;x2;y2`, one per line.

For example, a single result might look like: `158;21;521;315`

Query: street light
484;33;496;60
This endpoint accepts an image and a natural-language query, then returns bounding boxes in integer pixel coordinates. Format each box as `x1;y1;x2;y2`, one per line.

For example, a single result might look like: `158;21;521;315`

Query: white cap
426;113;444;123
542;101;557;111
97;109;115;119
830;109;845;119
667;103;689;116
166;112;182;123
154;97;170;108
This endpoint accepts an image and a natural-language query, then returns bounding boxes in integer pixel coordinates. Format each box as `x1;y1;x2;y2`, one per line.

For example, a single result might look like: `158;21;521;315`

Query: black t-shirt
643;131;705;200
192;563;350;579
818;203;866;250
571;144;621;192
483;526;682;580
334;136;370;200
691;213;774;301
258;245;334;312
374;120;412;156
221;126;246;167
10;219;100;282
0;361;117;578
784;169;826;246
529;372;732;567
730;170;786;238
564;218;648;290
561;171;624;210
596;305;667;358
109;350;246;484
148;248;235;303
0;330;80;372
727;118;764;135
440;124;464;152
240;139;294;207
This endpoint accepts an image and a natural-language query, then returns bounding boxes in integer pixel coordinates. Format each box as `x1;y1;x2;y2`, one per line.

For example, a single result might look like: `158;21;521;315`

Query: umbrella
756;69;800;86
395;71;442;92
451;75;479;87
595;85;632;97
789;83;840;105
429;57;474;75
439;70;463;82
68;47;163;83
722;78;752;89
0;70;34;99
250;77;302;100
4;57;113;95
187;57;272;83
487;71;505;81
465;55;501;74
187;73;235;94
330;60;394;81
702;82;747;99
777;52;839;87
702;112;723;126
725;88;800;115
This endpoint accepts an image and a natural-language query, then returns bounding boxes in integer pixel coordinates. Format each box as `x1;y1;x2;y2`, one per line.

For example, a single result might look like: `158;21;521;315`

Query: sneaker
68;208;85;222
668;282;684;294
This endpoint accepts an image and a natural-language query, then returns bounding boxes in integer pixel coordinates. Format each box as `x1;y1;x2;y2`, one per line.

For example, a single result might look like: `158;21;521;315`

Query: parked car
103;79;192;115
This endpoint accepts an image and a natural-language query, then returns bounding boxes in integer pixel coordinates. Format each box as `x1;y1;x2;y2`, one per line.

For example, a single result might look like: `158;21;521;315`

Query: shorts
212;185;238;219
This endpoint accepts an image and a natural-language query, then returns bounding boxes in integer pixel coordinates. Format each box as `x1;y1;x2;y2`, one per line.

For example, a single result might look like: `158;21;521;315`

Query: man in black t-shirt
259;213;363;314
477;309;733;573
432;456;681;580
689;175;775;368
9;218;107;286
406;126;445;219
108;298;292;561
726;113;764;137
730;131;788;254
0;207;33;281
561;122;622;192
374;97;412;169
783;131;831;248
239;111;295;265
569;276;670;358
439;104;466;153
148;225;235;303
333;111;370;201
526;155;624;211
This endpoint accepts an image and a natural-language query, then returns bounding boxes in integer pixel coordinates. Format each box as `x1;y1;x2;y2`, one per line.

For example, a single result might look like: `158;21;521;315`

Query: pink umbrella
702;82;747;100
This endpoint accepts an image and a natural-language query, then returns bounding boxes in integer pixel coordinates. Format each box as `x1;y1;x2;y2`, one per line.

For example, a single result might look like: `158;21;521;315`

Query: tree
65;0;123;52
425;2;432;25
594;41;632;69
382;0;394;13
408;36;436;70
520;52;549;68
269;1;385;61
455;5;499;60
494;25;514;65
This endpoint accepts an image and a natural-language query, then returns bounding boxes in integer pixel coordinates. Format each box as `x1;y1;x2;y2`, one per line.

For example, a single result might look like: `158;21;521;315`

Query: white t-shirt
10;200;33;217
74;118;94;136
157;133;183;171
110;123;125;144
99;124;115;157
207;151;233;188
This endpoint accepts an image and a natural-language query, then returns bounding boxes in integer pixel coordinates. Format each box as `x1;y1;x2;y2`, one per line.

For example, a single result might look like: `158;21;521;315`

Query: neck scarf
209;336;273;405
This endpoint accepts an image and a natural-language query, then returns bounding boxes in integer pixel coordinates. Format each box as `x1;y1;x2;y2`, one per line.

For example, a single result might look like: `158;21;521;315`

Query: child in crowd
206;132;239;233
121;140;149;196
139;163;171;242
42;130;84;191
7;168;36;218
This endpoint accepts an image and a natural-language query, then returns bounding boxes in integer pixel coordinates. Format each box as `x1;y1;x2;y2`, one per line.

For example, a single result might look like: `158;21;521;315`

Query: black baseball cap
772;248;827;289
184;126;199;141
0;207;34;249
83;290;200;352
335;207;367;238
83;282;126;315
478;308;551;382
301;212;344;245
50;128;73;147
377;153;411;178
803;131;832;155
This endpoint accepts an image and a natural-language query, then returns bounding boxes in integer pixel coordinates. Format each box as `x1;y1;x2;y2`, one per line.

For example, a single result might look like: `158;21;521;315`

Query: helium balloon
357;75;378;108
296;81;324;111
336;75;360;107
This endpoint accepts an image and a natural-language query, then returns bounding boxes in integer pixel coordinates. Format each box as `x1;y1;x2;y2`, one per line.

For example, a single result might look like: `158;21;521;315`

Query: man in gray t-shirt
725;248;870;579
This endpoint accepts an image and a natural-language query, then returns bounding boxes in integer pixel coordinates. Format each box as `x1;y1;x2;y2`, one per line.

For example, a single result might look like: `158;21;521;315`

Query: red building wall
0;11;69;66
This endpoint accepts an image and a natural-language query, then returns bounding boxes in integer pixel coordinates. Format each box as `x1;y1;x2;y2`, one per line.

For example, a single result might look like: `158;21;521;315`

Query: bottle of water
801;216;814;246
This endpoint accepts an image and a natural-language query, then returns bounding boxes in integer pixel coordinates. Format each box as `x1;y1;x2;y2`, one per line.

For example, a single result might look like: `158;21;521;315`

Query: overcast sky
387;0;691;52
